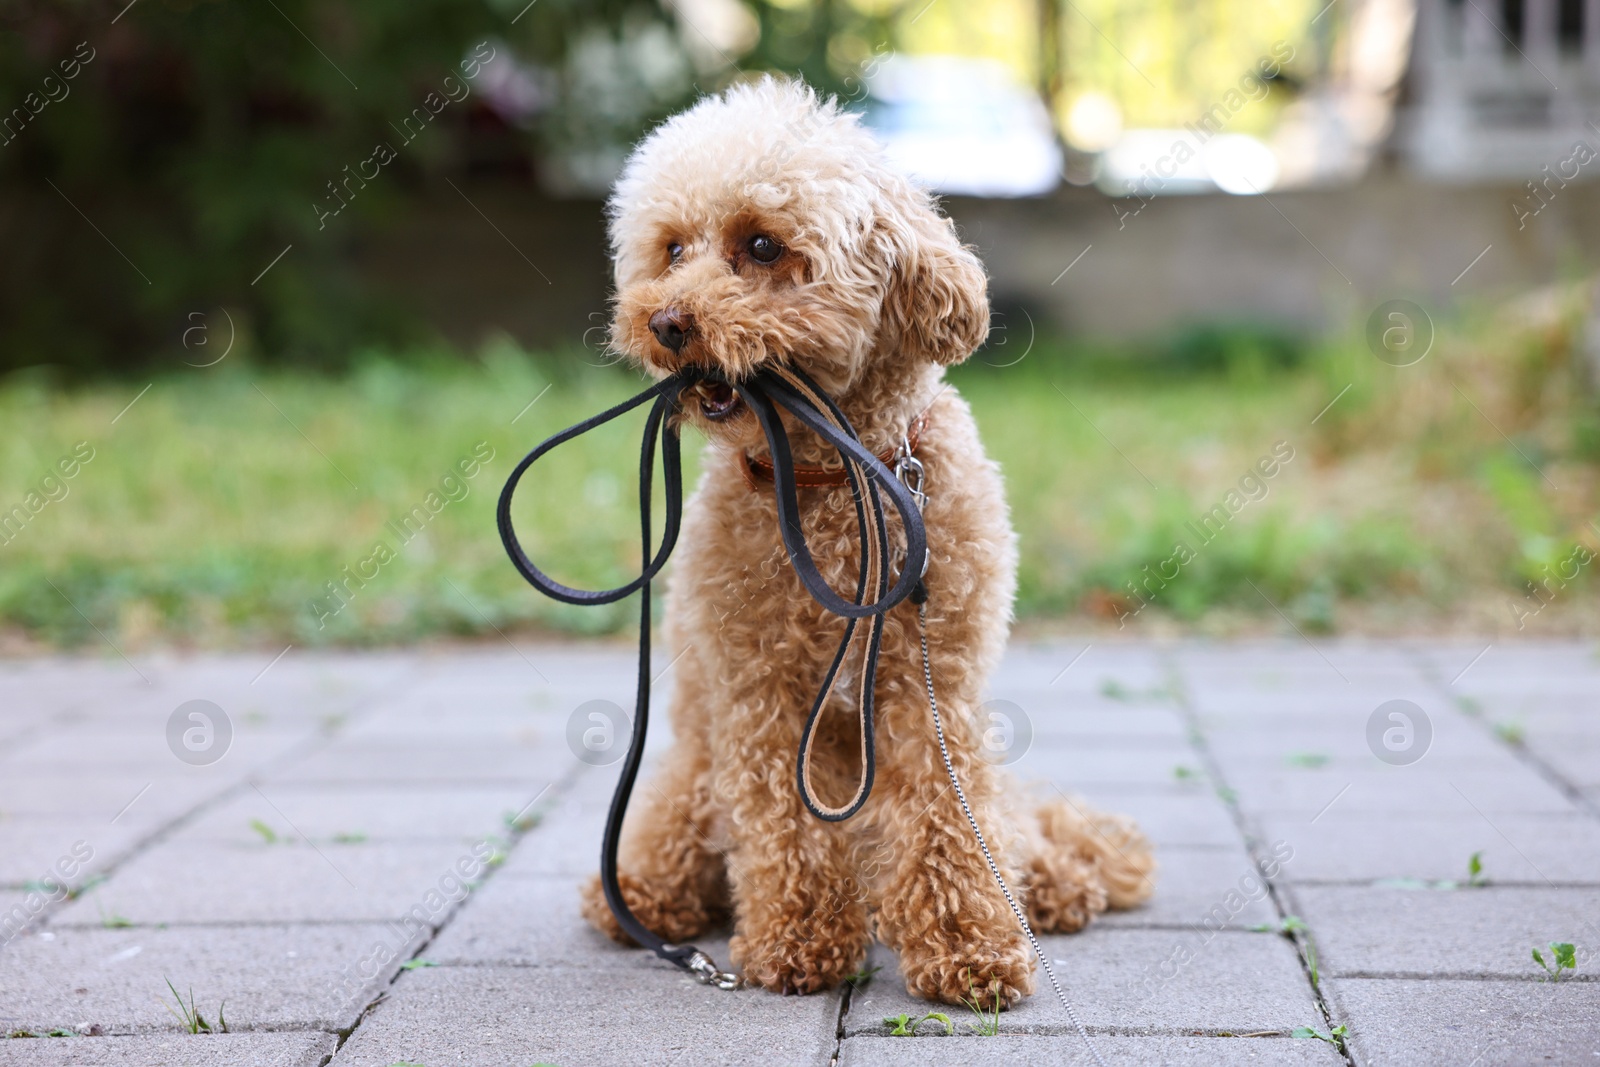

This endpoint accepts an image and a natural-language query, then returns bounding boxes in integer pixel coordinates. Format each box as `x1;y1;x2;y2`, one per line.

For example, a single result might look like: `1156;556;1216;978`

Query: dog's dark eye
748;235;782;264
667;242;684;263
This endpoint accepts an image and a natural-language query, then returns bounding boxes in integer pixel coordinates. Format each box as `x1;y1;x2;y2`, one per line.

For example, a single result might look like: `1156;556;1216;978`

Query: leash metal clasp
892;431;930;577
893;432;928;512
681;948;743;990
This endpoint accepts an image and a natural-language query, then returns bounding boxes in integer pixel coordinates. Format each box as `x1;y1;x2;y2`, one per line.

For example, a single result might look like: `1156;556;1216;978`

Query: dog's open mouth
695;381;743;422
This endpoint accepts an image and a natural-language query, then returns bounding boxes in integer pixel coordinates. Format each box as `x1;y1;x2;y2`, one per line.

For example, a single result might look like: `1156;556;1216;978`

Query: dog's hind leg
580;648;729;945
1023;795;1155;934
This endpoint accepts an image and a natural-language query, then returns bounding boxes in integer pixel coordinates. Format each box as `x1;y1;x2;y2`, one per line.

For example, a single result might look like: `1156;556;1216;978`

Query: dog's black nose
649;307;693;353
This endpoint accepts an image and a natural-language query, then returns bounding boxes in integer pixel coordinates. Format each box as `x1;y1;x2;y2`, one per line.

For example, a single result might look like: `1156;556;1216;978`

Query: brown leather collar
741;412;927;490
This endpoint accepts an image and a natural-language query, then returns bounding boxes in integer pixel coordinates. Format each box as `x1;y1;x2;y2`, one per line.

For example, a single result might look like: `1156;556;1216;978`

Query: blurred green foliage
0;0;903;374
3;312;1594;649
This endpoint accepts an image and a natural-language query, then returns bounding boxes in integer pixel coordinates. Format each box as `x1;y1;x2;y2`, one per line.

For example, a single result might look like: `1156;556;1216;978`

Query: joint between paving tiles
12;665;429;941
1413;648;1600;821
1159;652;1358;1067
321;754;590;1063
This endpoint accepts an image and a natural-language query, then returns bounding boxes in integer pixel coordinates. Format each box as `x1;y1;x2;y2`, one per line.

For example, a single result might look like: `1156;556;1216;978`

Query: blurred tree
0;0;910;373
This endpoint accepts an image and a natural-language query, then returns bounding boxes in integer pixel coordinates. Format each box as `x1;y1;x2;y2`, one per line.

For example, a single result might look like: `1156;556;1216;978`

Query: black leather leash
497;363;927;986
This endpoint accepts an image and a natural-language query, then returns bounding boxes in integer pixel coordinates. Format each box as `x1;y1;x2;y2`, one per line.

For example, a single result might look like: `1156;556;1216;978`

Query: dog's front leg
717;686;872;995
869;657;1036;1008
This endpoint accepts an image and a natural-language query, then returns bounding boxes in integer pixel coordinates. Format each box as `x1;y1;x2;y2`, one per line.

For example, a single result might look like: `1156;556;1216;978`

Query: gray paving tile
836;1034;1344;1066
493;770;632;880
1201;716;1506;762
1289;885;1600;978
423;872;659;969
848;928;1320;1036
268;736;565;785
51;840;494;926
1327;977;1600;1066
1530;738;1600;790
0;775;219;823
328;964;840;1067
0;722;311;776
997;701;1186;739
1098;847;1276;930
1022;749;1208;788
0;819;148;888
0;1032;336;1066
1256;813;1600;884
0;923;421;1033
176;782;545;845
1222;764;1578;817
4;642;1598;1067
1083;790;1240;848
999;644;1169;694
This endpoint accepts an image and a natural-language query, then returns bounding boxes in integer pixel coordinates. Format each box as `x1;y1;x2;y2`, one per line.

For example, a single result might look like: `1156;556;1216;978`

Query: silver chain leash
917;602;1110;1067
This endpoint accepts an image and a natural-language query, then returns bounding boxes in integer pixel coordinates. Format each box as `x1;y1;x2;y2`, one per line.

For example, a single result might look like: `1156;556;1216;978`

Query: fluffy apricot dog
580;77;1154;1006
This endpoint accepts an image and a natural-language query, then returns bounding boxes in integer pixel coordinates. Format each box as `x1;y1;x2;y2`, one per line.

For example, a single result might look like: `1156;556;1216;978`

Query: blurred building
1399;0;1600;180
362;1;1600;350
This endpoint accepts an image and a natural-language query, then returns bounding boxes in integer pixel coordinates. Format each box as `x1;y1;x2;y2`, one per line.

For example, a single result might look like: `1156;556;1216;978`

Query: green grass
1;307;1596;650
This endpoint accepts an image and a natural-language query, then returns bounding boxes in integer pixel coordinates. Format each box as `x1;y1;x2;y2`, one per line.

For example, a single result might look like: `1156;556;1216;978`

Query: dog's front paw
731;921;868;996
579;872;714;946
899;937;1036;1007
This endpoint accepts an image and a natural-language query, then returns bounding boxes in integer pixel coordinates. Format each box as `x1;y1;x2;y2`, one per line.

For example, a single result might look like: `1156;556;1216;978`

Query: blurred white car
861;55;1062;198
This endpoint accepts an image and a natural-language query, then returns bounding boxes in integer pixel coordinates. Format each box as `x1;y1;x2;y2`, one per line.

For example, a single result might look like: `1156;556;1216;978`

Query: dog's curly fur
580;76;1155;1006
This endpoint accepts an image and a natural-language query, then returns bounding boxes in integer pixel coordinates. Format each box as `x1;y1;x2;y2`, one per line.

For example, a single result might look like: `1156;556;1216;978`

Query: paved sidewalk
1;639;1597;1066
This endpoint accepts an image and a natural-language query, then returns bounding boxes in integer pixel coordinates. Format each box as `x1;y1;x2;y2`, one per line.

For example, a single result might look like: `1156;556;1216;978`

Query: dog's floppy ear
874;186;991;366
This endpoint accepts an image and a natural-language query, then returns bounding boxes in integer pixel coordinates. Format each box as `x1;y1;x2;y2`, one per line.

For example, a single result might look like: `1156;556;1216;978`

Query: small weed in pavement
400;959;437;970
1285;752;1329;768
843;964;880;989
1533;942;1577;981
1376;851;1489;891
159;977;227;1034
1493;721;1526;746
1249;915;1307;934
1172;765;1198;781
503;809;540;833
1100;680;1171;702
885;1012;953;1036
248;819;279;844
959;982;1002;1036
1292;1024;1347;1046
